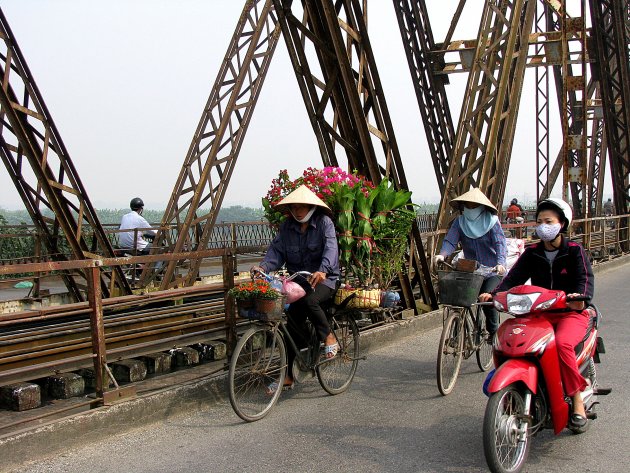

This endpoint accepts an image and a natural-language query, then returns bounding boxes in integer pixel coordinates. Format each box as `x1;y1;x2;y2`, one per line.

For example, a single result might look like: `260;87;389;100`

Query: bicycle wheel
483;385;531;473
317;311;360;395
475;306;494;372
436;309;464;396
228;325;287;422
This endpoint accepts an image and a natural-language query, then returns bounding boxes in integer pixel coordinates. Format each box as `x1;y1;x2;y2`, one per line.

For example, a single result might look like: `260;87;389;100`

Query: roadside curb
1;254;627;468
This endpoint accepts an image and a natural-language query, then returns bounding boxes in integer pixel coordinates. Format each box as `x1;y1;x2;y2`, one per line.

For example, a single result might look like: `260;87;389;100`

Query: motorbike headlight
534;298;557;311
506;292;541;315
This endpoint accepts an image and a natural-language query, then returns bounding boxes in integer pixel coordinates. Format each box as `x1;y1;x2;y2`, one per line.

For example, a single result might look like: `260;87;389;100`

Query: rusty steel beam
433;30;593;75
559;2;588;218
436;0;537;232
392;0;456;193
274;0;436;308
0;8;131;299
587;90;607;219
535;2;552;201
148;0;281;289
589;0;630;221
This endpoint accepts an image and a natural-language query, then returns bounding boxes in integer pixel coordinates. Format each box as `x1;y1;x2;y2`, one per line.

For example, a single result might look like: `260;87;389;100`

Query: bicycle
227;271;362;422
436;262;494;396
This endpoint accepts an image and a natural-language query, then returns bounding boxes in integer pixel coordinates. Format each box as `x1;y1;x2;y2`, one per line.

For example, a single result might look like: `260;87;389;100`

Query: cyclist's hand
250;265;264;279
478;292;493;302
494;264;506;275
308;271;326;288
433;254;445;265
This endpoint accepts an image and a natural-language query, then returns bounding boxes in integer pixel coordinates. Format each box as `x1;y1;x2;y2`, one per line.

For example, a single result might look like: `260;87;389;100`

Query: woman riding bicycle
433;188;507;339
479;197;594;432
251;185;340;391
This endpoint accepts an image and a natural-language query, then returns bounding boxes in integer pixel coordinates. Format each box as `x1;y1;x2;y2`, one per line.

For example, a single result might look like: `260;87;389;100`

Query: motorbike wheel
483;385;531;473
475;306;494;372
436;310;464;396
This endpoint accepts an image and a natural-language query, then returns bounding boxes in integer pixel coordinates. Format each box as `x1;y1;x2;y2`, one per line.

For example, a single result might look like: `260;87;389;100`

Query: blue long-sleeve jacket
440;217;507;268
260;212;340;290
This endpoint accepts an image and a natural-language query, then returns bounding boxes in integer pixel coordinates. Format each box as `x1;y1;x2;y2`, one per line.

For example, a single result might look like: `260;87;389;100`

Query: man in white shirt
118;198;157;255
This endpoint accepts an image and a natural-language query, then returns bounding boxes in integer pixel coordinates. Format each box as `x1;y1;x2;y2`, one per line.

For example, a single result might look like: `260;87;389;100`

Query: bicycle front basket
437;270;485;307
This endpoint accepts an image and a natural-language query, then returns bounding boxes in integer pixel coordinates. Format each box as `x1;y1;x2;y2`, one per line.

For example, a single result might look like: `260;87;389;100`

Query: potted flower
250;281;282;314
227;280;282;316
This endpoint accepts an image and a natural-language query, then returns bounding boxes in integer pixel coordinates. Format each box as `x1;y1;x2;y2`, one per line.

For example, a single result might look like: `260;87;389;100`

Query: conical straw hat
449;187;498;214
275;185;331;213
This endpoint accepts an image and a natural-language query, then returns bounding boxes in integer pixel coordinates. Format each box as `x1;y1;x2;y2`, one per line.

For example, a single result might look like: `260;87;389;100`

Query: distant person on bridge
251;185;340;392
479;197;594;432
118;197;157;255
433;187;507;338
506;198;525;223
603;198;614;217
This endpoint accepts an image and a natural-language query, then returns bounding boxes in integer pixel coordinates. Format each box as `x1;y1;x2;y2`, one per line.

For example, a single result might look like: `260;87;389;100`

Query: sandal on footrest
322;342;339;360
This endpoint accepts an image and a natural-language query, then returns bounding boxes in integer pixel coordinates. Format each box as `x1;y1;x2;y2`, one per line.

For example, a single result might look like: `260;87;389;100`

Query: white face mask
536;223;562;241
291;206;316;223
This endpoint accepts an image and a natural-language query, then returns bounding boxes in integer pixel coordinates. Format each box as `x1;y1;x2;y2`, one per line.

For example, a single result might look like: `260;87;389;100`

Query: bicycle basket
237;296;286;322
437;270;485;307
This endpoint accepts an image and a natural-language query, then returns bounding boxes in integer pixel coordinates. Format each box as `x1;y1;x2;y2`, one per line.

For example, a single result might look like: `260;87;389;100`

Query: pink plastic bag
282;279;306;303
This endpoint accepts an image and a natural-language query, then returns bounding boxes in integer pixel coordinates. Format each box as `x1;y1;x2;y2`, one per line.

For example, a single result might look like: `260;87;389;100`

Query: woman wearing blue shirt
252;185;340;391
434;188;507;337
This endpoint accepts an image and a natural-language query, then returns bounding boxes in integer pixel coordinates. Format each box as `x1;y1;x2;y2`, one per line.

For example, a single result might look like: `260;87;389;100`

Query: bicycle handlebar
251;269;313;282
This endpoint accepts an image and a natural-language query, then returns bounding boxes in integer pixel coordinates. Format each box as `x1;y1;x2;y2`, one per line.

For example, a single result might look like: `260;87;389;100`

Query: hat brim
449;188;498;214
274;185;332;215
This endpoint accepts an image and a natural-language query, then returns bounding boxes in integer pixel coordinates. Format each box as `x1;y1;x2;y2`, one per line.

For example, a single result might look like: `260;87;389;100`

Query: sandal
266;381;294;395
322;342;339;360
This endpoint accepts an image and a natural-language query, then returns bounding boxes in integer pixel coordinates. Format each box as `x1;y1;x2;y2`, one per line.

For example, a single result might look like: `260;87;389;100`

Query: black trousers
286;284;335;375
480;275;502;334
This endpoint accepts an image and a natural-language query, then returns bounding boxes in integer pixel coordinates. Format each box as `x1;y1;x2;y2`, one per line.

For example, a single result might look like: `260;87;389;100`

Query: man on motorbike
479;197;594;432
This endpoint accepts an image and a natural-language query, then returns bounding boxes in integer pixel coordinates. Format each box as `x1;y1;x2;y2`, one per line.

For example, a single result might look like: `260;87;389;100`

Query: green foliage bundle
261;169;415;288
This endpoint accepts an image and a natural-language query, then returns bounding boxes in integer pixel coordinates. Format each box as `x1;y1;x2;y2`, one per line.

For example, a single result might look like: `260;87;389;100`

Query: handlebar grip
566;294;589;302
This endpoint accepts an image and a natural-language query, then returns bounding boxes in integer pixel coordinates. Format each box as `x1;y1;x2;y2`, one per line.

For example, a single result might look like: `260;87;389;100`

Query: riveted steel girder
436;0;537;231
589;0;630;218
274;0;437;308
151;0;281;289
0;8;131;299
392;0;456;193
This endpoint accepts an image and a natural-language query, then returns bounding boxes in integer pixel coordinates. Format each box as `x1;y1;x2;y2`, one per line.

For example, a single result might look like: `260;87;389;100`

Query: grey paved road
13;265;630;473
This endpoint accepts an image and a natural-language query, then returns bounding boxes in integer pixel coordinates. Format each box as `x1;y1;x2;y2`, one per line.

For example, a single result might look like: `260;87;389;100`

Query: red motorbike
481;285;610;473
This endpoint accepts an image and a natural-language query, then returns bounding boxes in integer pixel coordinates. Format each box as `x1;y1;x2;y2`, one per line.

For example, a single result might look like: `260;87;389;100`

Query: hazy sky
1;0;583;211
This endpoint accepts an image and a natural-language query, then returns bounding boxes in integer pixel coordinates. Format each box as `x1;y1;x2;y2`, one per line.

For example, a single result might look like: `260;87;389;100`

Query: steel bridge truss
273;0;436;307
392;0;457;193
589;0;630;219
0;9;130;300
435;0;537;230
148;0;282;289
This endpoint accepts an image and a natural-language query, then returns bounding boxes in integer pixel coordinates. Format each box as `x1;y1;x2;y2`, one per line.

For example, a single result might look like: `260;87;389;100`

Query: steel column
0;8;131;299
392;0;456;193
150;0;281;289
436;0;537;232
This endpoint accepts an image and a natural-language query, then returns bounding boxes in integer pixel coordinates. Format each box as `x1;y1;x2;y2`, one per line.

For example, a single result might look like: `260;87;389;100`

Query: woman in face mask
479;197;594;432
251;185;340;392
434;187;508;338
